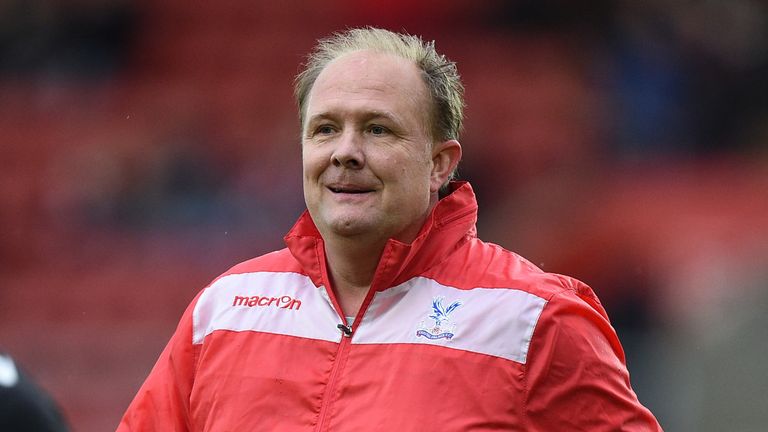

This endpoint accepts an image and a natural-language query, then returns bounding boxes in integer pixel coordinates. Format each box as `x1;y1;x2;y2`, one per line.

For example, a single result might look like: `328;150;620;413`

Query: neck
319;195;440;317
323;235;384;317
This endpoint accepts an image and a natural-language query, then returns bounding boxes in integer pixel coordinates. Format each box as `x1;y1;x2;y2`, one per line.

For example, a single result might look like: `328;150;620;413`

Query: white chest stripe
193;272;546;364
355;277;547;364
193;272;342;344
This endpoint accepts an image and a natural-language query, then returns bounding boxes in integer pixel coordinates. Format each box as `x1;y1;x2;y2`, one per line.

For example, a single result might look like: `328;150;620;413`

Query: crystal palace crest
416;296;463;340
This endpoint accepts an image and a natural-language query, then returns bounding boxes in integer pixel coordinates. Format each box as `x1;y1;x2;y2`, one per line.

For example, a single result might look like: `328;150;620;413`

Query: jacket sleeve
523;277;662;431
116;291;203;432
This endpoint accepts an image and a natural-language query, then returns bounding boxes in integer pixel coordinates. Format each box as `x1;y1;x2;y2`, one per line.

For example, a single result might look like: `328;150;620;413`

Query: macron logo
232;294;302;311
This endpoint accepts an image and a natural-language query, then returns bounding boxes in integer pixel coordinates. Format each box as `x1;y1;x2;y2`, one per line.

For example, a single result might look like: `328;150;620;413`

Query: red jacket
118;182;661;431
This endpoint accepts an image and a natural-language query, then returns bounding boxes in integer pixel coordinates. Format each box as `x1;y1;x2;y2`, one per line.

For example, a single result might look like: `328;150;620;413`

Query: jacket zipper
314;328;352;431
314;240;355;432
313;240;391;431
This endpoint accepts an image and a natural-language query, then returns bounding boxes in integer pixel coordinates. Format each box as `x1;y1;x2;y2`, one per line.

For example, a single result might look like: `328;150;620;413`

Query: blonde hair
294;27;465;142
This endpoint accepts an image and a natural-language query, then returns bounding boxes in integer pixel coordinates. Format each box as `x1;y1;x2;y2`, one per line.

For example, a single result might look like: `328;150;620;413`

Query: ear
430;139;462;194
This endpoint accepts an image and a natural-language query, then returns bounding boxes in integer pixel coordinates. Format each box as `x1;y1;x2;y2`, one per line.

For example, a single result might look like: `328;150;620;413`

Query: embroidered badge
416;296;463;340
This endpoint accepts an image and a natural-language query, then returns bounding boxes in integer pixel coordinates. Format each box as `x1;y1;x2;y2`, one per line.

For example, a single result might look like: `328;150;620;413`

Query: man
118;27;661;430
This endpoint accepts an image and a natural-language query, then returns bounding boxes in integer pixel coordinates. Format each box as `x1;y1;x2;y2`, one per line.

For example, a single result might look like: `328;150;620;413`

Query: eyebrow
306;110;403;127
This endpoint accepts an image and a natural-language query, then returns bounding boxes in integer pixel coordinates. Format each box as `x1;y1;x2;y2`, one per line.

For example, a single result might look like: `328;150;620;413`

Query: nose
331;131;365;170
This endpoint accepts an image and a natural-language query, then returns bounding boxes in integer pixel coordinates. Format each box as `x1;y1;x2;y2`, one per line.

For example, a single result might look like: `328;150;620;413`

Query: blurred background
1;0;767;430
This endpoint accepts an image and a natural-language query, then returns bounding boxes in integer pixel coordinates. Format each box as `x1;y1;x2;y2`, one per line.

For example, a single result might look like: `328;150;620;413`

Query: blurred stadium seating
1;1;766;430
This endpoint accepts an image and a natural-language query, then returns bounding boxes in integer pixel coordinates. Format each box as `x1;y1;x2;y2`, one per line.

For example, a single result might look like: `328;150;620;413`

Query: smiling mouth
328;186;374;194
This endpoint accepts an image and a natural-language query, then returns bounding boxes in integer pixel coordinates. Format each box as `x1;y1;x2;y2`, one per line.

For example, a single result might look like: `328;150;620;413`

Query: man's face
302;50;441;244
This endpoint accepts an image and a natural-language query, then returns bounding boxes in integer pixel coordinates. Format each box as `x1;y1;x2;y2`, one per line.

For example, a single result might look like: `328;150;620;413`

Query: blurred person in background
117;27;661;430
0;351;69;432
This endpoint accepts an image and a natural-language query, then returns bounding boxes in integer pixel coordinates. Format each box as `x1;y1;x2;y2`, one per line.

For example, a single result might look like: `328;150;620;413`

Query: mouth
327;185;375;194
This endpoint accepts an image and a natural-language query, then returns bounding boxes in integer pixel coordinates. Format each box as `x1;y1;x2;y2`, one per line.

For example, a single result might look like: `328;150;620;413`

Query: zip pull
337;323;353;337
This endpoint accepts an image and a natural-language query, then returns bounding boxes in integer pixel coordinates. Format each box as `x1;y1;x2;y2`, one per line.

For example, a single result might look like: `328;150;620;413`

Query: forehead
306;50;430;124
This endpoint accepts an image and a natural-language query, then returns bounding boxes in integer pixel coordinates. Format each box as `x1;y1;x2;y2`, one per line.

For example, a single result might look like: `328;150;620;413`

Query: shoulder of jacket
545;273;605;316
204;248;304;288
435;238;582;301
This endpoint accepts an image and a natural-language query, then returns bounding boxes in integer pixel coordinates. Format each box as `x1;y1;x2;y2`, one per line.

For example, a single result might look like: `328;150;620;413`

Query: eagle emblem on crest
416;296;463;340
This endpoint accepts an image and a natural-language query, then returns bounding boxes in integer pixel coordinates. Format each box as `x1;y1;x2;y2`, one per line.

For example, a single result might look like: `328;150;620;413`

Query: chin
326;220;373;237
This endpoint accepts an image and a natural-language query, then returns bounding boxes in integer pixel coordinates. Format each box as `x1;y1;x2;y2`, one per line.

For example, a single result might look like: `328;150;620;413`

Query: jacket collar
284;181;478;291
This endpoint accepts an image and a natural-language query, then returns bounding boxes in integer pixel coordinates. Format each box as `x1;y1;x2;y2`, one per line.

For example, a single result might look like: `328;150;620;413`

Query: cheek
302;149;326;178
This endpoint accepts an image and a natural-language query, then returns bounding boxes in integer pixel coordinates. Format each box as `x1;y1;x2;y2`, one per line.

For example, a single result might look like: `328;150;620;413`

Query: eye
315;125;336;135
368;125;388;136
